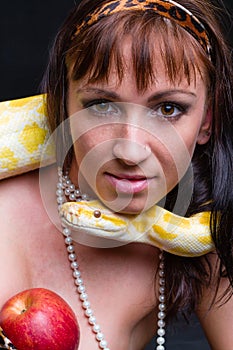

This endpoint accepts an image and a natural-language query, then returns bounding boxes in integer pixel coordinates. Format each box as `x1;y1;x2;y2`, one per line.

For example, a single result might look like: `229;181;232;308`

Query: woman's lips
105;173;150;194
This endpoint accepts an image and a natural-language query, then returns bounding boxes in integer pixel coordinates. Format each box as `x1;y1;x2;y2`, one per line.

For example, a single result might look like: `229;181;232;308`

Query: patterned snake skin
60;200;214;257
0;94;55;180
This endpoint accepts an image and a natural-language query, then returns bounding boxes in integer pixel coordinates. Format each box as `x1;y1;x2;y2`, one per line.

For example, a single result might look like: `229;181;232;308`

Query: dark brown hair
42;0;233;319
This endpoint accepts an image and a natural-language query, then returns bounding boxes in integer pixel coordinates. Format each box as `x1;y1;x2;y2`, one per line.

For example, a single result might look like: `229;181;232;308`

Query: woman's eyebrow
76;87;119;99
76;87;197;102
147;90;197;102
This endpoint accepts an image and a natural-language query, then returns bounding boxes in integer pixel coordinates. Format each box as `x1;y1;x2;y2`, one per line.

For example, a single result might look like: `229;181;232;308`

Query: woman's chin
98;195;157;215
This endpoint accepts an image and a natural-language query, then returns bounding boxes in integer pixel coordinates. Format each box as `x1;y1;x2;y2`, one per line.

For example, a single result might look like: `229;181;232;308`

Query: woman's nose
112;138;151;165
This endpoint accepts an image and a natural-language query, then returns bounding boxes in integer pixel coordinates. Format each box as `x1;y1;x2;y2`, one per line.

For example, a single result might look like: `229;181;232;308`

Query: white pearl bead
68;253;76;261
65;188;71;196
157;336;165;345
65;237;72;244
67;245;74;253
88;316;96;325
157;328;165;336
71;261;79;269
75;278;82;286
159;295;165;303
159;286;165;294
85;308;93;317
69;193;76;201
93;324;101;333
74;189;81;196
159;303;166;311
158;311;166;319
57;196;65;204
77;285;85;293
158;320;165;328
156;345;165;350
80;292;88;301
159;270;165;277
56;189;63;196
159;262;164;269
73;271;81;279
63;228;71;236
96;332;104;341
57;182;63;189
69;184;75;191
82;300;90;309
159;278;165;286
74;278;80;286
100;339;108;348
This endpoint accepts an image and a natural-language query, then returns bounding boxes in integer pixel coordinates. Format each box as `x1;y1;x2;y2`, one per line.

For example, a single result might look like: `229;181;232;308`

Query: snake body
0;94;215;257
60;200;214;257
0;94;55;180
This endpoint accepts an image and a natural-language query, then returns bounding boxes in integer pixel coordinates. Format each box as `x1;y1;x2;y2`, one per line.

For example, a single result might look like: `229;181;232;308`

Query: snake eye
93;210;101;218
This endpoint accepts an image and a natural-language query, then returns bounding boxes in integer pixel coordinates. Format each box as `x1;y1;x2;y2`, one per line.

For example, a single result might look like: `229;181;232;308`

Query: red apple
0;288;80;350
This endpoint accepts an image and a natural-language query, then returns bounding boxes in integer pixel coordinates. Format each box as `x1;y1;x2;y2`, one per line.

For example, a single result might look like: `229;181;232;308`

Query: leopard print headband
73;0;211;59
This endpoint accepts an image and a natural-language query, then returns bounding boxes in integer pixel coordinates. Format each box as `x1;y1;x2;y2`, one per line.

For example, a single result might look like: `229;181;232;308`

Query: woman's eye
150;103;185;120
94;103;111;112
161;104;177;116
87;101;120;116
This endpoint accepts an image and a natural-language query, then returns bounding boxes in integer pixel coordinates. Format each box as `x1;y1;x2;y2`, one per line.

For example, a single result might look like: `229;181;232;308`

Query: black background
0;0;232;102
0;1;76;101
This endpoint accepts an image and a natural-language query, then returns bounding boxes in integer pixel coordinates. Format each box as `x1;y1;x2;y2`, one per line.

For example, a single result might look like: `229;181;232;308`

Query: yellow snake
0;94;215;257
60;200;213;257
0;94;55;180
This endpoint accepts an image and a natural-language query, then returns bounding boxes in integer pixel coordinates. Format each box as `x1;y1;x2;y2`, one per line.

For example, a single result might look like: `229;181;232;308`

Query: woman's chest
29;238;156;350
9;223;159;349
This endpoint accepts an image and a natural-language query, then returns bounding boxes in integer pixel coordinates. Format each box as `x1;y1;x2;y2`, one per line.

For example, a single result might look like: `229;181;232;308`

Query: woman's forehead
117;35;201;75
67;10;210;95
70;34;206;91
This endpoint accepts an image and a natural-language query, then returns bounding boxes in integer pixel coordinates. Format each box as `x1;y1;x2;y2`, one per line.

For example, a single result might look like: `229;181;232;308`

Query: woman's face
67;41;211;214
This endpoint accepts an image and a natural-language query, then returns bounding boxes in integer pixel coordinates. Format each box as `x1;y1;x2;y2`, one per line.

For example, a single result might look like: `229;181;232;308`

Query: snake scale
0;94;214;257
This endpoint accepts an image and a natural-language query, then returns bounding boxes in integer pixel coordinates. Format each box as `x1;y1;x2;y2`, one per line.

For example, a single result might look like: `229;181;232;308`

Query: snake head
59;200;128;238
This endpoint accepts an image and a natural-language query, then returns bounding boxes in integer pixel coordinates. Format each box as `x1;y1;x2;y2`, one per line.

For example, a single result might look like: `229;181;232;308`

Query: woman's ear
197;108;212;145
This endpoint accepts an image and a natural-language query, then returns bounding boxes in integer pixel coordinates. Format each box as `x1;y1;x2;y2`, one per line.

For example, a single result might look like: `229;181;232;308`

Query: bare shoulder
0;166;57;307
0;169;40;206
0;165;59;257
0;165;57;226
0;172;38;306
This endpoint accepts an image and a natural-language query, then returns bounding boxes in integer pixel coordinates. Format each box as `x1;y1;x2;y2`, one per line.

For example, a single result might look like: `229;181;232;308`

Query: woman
0;0;233;349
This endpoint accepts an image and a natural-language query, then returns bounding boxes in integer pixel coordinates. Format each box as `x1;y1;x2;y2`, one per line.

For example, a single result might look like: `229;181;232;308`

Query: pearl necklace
56;168;166;350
